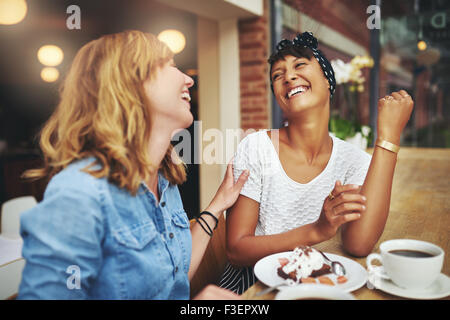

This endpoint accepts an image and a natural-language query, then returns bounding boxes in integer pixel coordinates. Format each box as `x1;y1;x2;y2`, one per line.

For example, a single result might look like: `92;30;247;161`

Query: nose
184;73;194;88
284;69;298;84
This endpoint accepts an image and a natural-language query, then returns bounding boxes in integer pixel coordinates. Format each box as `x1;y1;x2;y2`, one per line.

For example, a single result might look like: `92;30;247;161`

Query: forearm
343;88;414;256
342;145;397;256
188;207;222;280
227;223;325;267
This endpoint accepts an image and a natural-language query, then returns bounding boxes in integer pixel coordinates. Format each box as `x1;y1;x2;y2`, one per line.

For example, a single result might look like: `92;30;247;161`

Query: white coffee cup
366;239;444;290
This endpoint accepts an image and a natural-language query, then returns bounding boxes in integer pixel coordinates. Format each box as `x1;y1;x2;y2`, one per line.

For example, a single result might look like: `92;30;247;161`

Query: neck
283;106;331;162
146;122;173;190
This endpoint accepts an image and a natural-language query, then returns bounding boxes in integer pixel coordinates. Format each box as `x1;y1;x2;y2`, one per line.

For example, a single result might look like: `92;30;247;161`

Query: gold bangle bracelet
376;138;400;153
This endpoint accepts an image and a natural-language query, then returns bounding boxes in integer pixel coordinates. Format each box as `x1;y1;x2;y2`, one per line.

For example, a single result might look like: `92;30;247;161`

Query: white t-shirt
233;130;372;236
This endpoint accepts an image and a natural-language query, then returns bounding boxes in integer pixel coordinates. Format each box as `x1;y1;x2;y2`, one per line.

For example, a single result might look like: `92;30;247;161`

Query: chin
179;114;194;130
284;96;328;113
168;114;194;138
186;113;194;126
282;102;315;115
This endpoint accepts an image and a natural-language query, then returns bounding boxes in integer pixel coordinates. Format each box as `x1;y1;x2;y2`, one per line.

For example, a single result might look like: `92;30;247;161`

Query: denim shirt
18;158;192;299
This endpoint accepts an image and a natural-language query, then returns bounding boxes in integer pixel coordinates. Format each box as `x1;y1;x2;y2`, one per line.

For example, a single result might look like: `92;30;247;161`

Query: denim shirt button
161;202;166;207
175;266;179;273
169;232;174;239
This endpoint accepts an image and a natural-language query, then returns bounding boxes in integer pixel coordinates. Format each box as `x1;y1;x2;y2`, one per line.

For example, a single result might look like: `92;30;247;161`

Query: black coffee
389;249;435;258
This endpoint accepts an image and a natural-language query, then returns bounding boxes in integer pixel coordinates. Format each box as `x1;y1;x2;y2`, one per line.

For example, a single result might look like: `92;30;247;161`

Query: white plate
372;273;450;300
275;284;356;300
254;251;367;293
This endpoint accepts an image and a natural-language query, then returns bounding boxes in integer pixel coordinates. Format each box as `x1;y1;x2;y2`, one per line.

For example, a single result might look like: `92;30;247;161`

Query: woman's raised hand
313;181;365;241
377;90;414;145
205;159;249;216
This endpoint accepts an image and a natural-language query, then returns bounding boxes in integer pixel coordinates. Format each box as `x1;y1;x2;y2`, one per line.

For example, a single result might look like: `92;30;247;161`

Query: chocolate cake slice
277;246;332;284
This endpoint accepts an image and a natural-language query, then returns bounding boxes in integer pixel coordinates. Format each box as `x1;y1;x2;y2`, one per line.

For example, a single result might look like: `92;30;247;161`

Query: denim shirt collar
140;171;170;203
157;171;170;195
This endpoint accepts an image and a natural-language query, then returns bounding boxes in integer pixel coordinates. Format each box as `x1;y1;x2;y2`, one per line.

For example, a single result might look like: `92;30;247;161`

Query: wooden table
241;147;450;300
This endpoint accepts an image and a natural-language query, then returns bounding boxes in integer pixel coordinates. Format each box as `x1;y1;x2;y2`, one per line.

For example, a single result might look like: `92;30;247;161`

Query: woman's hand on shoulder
377;90;414;145
206;159;249;217
313;181;365;241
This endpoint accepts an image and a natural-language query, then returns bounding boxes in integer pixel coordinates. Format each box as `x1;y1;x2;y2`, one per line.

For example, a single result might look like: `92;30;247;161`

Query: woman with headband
220;32;414;294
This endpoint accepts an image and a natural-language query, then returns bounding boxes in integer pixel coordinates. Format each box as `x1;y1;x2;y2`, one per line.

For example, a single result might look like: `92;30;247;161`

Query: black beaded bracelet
196;215;213;237
200;211;219;230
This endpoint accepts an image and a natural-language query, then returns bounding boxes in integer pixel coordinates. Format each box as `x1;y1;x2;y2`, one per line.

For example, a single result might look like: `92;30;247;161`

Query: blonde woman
18;30;247;299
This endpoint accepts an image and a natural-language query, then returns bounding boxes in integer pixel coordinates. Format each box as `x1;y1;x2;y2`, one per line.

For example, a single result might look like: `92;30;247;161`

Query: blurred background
0;0;449;218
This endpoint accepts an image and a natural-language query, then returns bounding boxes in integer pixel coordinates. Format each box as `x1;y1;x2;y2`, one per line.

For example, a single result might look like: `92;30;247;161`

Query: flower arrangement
332;55;374;92
329;55;374;149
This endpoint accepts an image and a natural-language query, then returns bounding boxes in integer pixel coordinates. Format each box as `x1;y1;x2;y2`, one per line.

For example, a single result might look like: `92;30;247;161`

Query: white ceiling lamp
0;0;28;25
40;67;59;83
157;29;186;54
37;45;64;67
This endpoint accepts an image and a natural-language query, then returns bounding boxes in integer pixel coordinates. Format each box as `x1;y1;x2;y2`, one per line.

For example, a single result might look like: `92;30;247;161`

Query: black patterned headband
269;32;336;99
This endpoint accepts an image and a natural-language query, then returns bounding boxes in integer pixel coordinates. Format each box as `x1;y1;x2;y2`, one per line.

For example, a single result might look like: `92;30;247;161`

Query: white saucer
275;284;356;300
372;273;450;299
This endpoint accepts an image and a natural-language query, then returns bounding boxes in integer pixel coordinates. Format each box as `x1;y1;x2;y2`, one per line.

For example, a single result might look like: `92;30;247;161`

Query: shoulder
21;157;106;229
239;130;268;143
234;130;271;165
236;130;272;152
44;157;105;199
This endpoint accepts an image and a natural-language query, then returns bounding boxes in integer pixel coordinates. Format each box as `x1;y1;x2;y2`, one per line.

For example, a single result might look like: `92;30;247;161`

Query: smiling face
143;59;194;132
271;54;330;116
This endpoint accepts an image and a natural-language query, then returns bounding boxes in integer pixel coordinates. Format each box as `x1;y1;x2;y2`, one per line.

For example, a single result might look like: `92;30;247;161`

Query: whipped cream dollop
281;246;327;283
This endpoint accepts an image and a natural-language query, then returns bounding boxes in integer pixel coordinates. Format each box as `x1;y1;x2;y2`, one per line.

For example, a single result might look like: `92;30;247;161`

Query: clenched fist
377;90;414;145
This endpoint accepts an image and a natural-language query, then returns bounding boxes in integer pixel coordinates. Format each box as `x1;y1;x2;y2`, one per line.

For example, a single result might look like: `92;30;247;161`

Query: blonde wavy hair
24;30;186;194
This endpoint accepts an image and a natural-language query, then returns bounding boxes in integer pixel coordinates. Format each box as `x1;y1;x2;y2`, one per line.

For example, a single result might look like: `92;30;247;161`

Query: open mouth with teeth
181;92;191;102
286;86;309;99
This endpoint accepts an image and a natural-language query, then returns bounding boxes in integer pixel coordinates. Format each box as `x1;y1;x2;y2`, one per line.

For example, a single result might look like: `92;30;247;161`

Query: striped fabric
219;263;256;295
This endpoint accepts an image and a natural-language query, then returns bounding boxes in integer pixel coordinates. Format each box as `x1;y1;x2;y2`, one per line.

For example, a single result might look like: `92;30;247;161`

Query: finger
332;183;360;198
327;180;341;199
225;159;234;178
234;170;249;191
334;213;361;225
333;202;366;215
219;163;234;188
380;94;391;100
332;193;366;207
398;90;410;98
391;92;403;100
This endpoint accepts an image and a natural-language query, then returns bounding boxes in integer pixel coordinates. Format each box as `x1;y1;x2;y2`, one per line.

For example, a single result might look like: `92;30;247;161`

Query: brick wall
238;1;270;132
